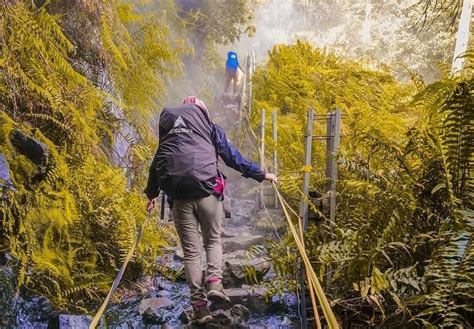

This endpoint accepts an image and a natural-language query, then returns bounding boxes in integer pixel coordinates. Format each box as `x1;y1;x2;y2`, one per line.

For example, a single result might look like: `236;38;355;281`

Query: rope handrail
89;213;150;328
236;84;338;327
273;183;339;328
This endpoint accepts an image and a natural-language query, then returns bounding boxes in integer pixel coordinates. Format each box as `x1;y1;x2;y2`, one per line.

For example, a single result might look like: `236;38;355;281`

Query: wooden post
300;108;314;230
326;109;341;223
247;50;255;117
272;110;278;208
298;108;314;329
259;109;266;209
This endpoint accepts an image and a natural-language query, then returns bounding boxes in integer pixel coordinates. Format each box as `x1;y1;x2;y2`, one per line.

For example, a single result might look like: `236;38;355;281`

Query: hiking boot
192;303;213;324
206;278;230;303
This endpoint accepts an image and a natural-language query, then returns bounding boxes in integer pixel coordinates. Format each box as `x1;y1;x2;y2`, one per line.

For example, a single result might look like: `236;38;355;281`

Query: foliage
252;41;473;326
0;0;183;312
182;0;253;46
275;0;458;81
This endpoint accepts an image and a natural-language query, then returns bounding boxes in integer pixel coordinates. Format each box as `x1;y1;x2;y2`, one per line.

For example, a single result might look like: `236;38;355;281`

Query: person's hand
147;198;157;212
264;173;278;183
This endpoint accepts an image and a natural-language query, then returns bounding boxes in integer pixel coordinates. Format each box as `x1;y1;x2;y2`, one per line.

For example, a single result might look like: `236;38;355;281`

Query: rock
227;304;250;328
184;305;250;328
223;258;271;287
0;154;16;191
157;280;174;292
50;314;92;328
17;296;53;323
222;287;270;314
221;227;253;238
138;297;173;315
0;264;16;328
10;129;49;171
207;309;234;328
221;236;265;254
156;290;171;298
139;297;175;325
225;199;256;227
222;250;246;261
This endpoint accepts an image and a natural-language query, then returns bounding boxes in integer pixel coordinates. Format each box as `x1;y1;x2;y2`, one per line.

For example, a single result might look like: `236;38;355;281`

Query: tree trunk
451;0;473;74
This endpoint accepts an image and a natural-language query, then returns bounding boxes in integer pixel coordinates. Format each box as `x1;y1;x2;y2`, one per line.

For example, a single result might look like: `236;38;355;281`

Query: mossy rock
0;255;17;327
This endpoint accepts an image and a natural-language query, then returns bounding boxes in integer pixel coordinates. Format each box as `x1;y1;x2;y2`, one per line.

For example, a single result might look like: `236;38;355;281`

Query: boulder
10;129;49;171
221;235;265;254
182;304;250;328
138;297;173;315
0;154;16;191
156;290;171;298
222;250;246;262
223;258;271;287
227;304;250;328
50;314;92;328
225;199;256;227
221;227;253;238
0;263;16;328
139;297;174;325
219;288;270;314
16;296;53;326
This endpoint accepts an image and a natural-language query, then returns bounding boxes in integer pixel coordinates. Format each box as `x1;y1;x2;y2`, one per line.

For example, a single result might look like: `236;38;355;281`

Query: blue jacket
212;124;265;182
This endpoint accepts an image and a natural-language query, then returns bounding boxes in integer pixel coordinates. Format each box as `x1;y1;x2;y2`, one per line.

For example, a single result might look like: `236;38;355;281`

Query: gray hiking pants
172;195;223;305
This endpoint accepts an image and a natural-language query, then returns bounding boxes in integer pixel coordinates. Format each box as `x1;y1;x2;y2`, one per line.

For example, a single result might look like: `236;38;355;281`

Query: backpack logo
173;116;186;128
170;116;192;134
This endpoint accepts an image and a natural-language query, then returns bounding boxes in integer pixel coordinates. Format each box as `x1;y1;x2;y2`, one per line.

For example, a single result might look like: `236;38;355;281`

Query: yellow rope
298;217;322;329
239;104;336;327
89;214;149;328
273;184;339;328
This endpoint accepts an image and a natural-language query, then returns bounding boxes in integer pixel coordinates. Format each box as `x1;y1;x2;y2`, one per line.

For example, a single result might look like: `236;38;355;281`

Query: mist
225;0;456;82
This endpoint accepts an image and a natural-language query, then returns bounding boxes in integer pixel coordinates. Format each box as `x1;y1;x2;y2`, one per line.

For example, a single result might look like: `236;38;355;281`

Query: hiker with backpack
144;96;277;324
224;51;242;94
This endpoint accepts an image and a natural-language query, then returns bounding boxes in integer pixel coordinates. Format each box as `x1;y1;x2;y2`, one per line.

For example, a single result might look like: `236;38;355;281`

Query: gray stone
139;297;175;325
221;235;265;253
18;296;53;322
222;250;246;261
225;199;256;227
57;314;92;328
138;297;173;315
10;129;49;171
223;288;270;313
221;227;253;238
0;154;15;191
184;305;250;328
158;280;174;292
156;290;171;297
223;258;270;287
0;265;16;328
227;304;250;328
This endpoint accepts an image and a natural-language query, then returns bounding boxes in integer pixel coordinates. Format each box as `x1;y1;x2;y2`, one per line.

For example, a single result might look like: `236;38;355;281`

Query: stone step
221;226;253;238
223;257;271;288
209;287;288;314
221;235;265;254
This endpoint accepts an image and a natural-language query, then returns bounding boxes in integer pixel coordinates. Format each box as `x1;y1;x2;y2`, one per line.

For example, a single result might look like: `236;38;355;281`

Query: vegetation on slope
0;0;184;312
0;0;256;313
252;41;473;327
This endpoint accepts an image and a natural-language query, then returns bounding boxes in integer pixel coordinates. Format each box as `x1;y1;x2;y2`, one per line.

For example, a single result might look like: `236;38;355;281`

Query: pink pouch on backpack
214;176;225;195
